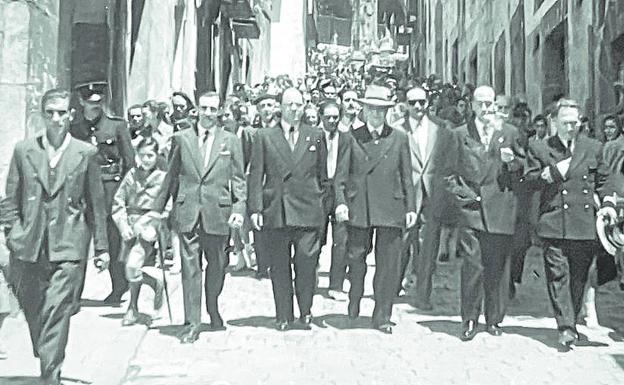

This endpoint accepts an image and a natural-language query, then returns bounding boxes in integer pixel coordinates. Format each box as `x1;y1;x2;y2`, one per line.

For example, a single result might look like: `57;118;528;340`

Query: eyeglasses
323;115;340;120
407;99;427;107
198;106;218;113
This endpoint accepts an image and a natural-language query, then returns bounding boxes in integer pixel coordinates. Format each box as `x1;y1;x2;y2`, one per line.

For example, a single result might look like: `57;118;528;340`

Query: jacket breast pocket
218;196;232;207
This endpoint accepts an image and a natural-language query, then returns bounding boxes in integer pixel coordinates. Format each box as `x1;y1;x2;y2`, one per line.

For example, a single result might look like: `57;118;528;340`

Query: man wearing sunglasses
70;81;136;307
4;89;109;385
393;86;463;311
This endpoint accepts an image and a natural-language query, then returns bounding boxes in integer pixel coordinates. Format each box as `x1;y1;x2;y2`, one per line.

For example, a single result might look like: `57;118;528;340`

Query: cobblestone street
2;242;624;385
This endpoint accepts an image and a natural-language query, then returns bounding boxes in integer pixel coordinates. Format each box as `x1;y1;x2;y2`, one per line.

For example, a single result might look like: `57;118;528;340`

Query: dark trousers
265;227;320;322
179;225;228;326
347;226;403;325
107;217;127;295
320;213;348;291
542;239;595;331
400;211;441;302
253;229;271;273
459;228;512;325
510;214;532;284
12;249;83;382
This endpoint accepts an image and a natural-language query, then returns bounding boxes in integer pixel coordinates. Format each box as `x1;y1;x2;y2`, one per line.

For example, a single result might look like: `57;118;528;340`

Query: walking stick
157;230;173;324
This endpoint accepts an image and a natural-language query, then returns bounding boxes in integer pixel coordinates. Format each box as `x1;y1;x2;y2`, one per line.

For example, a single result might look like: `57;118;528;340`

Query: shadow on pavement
311;313;374;330
418;320;608;352
80;299;122;308
612;354;624;370
0;377;92;384
100;312;154;326
227;315;278;330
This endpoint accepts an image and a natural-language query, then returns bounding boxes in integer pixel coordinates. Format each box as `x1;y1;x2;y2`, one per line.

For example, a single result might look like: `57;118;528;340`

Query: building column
0;0;60;187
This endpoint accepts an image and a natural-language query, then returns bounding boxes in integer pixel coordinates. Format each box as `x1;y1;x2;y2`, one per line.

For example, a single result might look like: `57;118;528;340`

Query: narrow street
2;243;624;385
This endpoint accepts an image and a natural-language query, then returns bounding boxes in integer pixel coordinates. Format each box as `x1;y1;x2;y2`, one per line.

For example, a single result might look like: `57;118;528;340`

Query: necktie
565;139;573;157
371;130;380;141
202;130;211;166
288;127;296;151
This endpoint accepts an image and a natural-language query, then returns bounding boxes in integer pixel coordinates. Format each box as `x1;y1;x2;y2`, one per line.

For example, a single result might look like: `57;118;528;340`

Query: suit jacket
3;136;109;262
451;119;527;235
70;113;136;212
240;125;259;172
334;124;416;229
602;135;624;175
525;135;614;240
248;123;328;229
153;127;246;235
393;115;462;224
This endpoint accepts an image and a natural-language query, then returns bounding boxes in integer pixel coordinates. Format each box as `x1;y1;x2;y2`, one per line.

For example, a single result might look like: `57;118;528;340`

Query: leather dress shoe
104;291;124;305
558;328;578;347
300;314;313;326
460;320;478;341
275;320;290;331
374;322;393;334
255;270;270;280
122;308;138;326
486;324;503;336
179;325;201;344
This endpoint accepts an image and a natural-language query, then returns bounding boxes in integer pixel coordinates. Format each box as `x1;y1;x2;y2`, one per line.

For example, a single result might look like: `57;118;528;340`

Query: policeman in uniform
70;82;136;304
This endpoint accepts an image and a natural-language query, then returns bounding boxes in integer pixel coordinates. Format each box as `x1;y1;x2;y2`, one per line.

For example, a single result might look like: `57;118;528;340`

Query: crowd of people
1;57;624;385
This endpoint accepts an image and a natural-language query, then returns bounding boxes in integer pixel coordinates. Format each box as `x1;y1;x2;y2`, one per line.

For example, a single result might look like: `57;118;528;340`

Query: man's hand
251;213;263;231
540;167;554;184
597;206;618;225
94;252;110;272
120;225;135;241
405;212;418;229
228;213;245;229
335;204;349;223
500;147;515;163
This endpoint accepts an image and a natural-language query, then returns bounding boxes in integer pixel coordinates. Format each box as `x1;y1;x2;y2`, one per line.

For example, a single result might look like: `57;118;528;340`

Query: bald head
472;86;496;123
281;87;304;126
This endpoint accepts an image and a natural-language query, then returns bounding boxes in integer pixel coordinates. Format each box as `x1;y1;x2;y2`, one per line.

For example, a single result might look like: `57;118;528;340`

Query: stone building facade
412;0;624;133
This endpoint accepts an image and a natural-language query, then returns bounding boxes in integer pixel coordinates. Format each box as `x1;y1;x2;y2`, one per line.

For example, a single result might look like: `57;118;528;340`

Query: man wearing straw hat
334;85;417;334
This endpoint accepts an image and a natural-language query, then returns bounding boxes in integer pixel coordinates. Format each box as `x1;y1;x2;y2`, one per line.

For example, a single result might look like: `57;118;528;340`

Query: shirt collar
42;133;71;153
367;123;383;135
282;120;298;134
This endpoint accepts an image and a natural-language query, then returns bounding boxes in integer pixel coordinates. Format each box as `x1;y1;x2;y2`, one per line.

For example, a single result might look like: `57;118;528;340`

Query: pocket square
219;150;231;156
309;145;316;152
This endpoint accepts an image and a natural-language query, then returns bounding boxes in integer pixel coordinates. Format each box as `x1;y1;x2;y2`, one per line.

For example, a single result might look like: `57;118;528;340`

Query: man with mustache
338;89;364;133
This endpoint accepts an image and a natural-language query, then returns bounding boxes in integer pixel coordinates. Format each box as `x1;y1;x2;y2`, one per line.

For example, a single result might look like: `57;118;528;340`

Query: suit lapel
568;136;587;174
292;126;312;167
25;138;50;195
422;118;438;167
203;128;225;177
269;124;296;166
181;129;203;177
364;125;396;175
49;139;86;196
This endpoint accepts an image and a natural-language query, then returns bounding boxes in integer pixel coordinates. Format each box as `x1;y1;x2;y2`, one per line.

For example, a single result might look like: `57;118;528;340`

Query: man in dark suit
334;85;417;334
153;91;246;343
247;91;280;279
70;82;136;304
3;89;110;385
450;86;527;341
525;99;617;347
248;87;328;331
393;86;463;310
318;100;349;301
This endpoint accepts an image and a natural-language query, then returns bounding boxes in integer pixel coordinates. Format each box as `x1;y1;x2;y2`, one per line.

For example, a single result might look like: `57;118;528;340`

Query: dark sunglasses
407;99;427;107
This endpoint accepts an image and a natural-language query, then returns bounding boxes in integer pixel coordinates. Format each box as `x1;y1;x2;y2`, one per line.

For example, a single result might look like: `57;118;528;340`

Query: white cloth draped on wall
172;0;198;98
127;0;176;104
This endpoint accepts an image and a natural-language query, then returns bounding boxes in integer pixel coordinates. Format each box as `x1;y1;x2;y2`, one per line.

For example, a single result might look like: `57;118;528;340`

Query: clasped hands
334;204;417;229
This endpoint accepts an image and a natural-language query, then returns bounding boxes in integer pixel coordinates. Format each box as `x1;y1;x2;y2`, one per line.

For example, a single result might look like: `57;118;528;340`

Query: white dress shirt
367;123;383;138
475;118;492;147
409;115;429;157
42;133;72;168
324;129;339;179
281;121;299;147
554;135;575;178
197;124;215;169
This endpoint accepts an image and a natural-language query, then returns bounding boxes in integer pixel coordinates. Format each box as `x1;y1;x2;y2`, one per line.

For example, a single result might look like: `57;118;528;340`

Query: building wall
418;0;595;118
269;0;306;79
0;0;60;189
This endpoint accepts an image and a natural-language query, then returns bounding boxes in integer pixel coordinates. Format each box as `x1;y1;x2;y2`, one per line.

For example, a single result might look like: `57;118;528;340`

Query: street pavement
1;239;624;385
